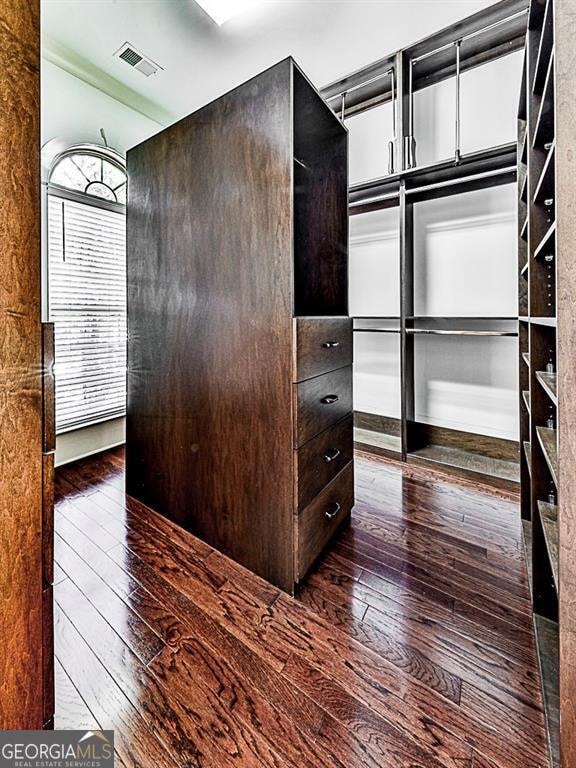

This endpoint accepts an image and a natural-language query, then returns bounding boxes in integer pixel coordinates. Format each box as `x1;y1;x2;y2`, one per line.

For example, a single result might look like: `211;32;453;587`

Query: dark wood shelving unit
536;370;557;404
516;0;576;762
322;0;527;488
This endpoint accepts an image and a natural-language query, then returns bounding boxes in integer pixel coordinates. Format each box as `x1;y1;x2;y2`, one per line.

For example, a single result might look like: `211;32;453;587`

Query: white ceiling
42;0;499;126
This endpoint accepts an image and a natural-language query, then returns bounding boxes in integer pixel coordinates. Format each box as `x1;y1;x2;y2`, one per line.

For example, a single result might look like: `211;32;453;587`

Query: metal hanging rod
410;8;528;65
349;190;399;208
329;67;395;104
407;329;518;337
406;165;515;196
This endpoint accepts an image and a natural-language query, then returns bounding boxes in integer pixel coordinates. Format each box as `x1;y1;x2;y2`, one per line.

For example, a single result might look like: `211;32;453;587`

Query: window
47;146;127;433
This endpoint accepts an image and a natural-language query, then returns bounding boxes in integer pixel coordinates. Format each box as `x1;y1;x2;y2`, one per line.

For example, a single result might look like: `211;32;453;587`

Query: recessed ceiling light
195;0;261;25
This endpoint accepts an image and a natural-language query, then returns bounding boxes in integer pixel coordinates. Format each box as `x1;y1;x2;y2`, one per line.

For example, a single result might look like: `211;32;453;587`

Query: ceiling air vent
115;42;162;77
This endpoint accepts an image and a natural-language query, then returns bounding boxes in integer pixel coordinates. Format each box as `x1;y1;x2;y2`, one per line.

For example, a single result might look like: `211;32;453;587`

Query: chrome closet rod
406;165;515;196
410;8;528;65
349;191;399;208
406;329;518;337
330;67;394;104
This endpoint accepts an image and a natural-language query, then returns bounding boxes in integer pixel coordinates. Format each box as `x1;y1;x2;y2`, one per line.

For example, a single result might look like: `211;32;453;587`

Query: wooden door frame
0;0;50;729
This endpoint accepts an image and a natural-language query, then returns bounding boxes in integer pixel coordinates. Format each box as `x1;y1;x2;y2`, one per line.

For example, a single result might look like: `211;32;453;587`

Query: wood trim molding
0;0;46;729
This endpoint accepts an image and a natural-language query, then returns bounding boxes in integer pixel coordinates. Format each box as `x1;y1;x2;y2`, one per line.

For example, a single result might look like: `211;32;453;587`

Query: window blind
47;195;126;433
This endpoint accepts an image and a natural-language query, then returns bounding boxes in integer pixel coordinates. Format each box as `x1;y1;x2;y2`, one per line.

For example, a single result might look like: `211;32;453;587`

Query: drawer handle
324;448;341;463
322;341;340;348
321;394;339;405
325;502;341;519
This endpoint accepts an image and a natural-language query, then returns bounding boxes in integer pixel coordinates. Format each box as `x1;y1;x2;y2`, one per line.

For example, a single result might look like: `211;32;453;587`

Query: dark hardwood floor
53;447;549;768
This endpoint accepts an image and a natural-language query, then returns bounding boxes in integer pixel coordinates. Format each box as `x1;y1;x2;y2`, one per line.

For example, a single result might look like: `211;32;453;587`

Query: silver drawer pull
320;394;339;405
322;341;340;348
325;502;341;519
324;448;341;463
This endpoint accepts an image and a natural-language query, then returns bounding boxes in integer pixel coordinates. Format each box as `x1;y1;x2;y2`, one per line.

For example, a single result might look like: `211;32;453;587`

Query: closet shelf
536;370;557;406
534;221;556;259
521;262;528;278
536;425;558;486
533;141;556;205
520;131;528;165
354;428;401;455
533;49;555;149
409;445;520;484
524;440;532;476
531;316;557;327
538;500;559;591
522;519;533;593
523;390;531;412
522;353;530;367
520;173;528;203
532;0;554;95
520;216;528;241
353;328;400;334
533;615;560;768
406;329;517;337
354;315;400;320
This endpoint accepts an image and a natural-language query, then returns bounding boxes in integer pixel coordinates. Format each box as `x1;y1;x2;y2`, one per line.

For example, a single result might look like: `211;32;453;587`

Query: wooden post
0;0;47;729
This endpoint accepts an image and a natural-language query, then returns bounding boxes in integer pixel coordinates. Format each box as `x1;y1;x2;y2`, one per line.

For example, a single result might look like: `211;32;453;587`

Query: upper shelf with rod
322;0;528;210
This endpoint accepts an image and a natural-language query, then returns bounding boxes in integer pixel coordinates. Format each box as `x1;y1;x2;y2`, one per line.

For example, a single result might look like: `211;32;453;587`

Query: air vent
115;42;163;77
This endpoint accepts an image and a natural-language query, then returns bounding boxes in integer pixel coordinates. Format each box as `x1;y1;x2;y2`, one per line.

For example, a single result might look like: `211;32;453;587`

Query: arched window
46;144;127;433
50;149;127;204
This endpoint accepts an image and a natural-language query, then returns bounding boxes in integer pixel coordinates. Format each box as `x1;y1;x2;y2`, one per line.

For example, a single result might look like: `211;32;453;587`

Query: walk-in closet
5;0;576;766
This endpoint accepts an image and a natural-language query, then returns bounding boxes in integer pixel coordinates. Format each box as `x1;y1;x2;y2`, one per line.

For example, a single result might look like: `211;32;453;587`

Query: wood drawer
294;317;352;382
295;415;353;511
294;366;352;448
297;463;354;580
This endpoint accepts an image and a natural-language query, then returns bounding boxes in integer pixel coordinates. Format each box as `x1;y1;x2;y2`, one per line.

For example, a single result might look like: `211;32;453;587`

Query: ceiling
42;0;499;126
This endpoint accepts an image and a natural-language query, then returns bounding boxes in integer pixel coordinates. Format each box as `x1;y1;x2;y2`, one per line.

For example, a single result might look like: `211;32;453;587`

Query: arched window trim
46;143;126;214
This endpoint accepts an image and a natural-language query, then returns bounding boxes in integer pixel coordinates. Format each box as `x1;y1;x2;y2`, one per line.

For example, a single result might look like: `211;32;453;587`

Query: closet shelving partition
515;0;576;764
321;0;527;489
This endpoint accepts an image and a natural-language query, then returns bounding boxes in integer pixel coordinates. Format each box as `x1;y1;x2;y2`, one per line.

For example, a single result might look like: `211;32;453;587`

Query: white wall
42;61;158;464
41;59;159;153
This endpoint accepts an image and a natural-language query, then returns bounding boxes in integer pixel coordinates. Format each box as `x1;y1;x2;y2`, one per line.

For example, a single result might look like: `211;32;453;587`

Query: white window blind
48;195;126;433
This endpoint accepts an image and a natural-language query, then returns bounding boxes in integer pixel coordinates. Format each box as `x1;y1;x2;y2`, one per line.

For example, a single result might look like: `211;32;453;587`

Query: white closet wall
413;185;517;317
412;49;523;167
350;207;401;419
348;101;395;184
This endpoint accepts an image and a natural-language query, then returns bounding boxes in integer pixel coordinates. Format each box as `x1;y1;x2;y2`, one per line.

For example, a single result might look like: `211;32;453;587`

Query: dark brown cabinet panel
127;58;352;593
295;415;353;510
295;366;353;448
297;463;354;579
294;316;352;381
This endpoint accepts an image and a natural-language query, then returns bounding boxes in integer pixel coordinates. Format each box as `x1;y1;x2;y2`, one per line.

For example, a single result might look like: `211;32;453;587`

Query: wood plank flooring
53;447;549;768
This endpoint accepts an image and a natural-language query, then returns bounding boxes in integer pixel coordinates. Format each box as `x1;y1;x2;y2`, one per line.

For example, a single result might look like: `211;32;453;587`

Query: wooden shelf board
534;220;556;259
522;390;530;412
536;370;558;406
536;426;558;486
520;130;528;164
409;444;520;484
522;352;530;367
530;316;557;327
407;329;517;337
520;173;528;203
520;215;528;241
538;500;559;592
533;140;555;205
533;614;560;768
520;261;528;278
522;518;532;595
524;440;532;476
354;428;401;454
532;0;554;95
533;48;555;150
